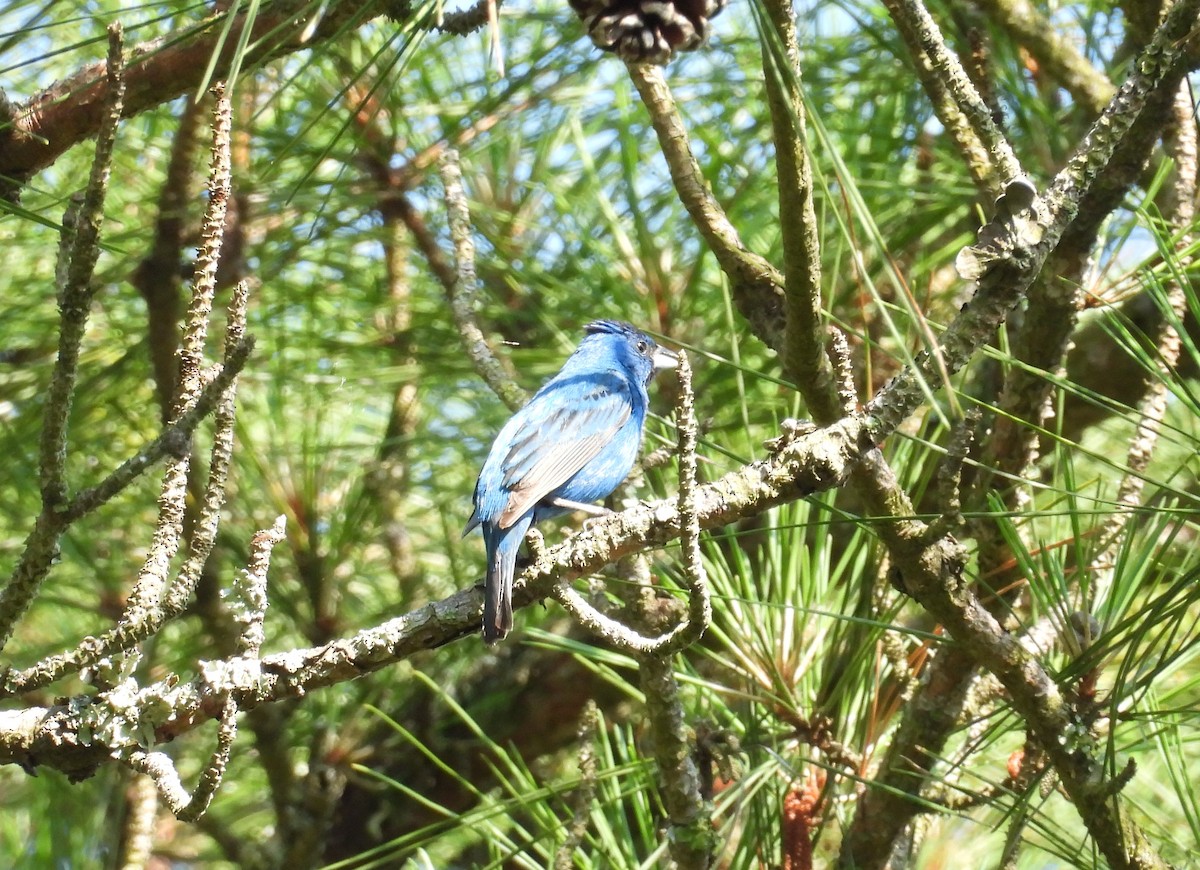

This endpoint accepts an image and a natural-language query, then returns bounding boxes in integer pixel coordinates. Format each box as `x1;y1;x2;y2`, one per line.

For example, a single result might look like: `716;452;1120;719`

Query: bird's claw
580;513;614;533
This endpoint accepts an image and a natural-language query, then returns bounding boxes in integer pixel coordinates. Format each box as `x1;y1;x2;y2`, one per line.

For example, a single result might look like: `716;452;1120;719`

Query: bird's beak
653;345;680;371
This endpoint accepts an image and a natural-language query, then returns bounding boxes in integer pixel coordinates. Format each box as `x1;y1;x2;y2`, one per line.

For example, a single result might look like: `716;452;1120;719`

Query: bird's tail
483;541;513;643
482;516;530;643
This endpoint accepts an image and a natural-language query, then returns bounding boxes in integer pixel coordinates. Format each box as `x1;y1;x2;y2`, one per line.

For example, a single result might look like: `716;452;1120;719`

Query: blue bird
465;320;678;642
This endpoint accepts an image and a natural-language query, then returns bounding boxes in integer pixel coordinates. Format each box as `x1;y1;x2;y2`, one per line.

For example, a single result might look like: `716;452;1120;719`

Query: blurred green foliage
1;0;1199;867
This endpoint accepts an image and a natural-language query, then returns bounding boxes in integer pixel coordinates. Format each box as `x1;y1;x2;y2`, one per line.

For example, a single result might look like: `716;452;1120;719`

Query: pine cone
569;0;725;64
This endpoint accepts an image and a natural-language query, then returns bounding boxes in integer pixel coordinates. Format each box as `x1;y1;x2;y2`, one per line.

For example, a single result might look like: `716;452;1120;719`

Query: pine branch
0;0;384;186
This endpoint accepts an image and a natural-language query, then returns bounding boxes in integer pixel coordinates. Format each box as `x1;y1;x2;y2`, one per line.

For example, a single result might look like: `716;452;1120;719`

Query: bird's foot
580;513;616;534
547;496;612;518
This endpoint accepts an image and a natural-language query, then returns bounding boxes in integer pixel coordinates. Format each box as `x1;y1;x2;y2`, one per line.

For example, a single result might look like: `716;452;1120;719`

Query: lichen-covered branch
839;643;976;868
175;85;233;414
125;694;239;822
867;0;1198;435
757;0;836;419
41;25;126;509
118;84;231;611
1039;0;1196;227
640;656;713;868
439;149;527;412
119;82;232;626
0;26;125;650
234;516;287;657
2;102;254;696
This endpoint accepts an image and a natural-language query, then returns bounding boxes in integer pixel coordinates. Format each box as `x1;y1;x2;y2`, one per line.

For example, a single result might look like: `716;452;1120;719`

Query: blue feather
466;321;677;641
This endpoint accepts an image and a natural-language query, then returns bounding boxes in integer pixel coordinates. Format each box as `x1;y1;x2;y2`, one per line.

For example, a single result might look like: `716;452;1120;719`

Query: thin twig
554;701;599;869
177;696;239;821
828;327;858;416
669;353;710;652
927;409;977;539
175;83;233;416
234;517;286;657
439;149;526;412
121;84;234;622
757;0;835;416
165;279;252;613
0;25;125;650
1088;80;1196;587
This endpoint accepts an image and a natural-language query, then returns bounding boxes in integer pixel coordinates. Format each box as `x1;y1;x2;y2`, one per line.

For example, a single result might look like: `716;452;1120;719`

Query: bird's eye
636;340;648;353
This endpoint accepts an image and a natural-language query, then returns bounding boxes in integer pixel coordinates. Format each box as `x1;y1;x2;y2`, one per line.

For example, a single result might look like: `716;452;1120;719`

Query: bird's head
583;319;678;383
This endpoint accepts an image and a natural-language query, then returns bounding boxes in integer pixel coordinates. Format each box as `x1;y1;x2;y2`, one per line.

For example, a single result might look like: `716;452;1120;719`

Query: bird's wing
496;373;632;528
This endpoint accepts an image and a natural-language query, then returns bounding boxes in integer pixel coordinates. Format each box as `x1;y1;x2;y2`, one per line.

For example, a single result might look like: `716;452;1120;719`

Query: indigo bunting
465;320;678;642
